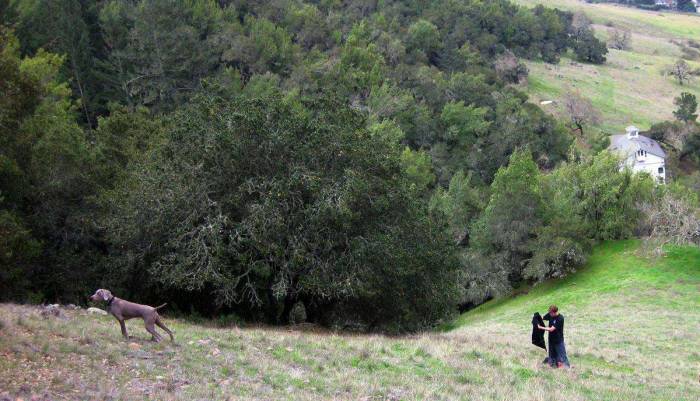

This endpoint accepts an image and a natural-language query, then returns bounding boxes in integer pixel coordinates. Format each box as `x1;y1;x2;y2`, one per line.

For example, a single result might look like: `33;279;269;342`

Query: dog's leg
144;318;161;342
119;320;129;340
155;318;174;341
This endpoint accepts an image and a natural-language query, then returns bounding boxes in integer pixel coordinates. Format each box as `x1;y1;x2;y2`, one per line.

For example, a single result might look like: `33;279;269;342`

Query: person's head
548;305;559;317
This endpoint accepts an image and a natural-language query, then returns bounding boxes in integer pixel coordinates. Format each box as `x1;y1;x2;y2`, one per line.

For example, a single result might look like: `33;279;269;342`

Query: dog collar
107;296;115;307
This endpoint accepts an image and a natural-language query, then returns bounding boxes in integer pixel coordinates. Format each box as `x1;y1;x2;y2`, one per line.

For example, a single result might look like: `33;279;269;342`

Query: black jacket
531;312;546;350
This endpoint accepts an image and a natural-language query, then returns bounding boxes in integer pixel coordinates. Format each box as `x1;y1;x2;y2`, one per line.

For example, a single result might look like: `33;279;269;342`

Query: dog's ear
100;289;112;301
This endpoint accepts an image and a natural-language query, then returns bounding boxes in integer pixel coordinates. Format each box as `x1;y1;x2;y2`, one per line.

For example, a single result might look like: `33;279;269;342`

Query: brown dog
89;289;174;342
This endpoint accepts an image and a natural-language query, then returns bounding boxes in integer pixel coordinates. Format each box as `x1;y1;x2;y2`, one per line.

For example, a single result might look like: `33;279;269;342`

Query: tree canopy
2;1;671;333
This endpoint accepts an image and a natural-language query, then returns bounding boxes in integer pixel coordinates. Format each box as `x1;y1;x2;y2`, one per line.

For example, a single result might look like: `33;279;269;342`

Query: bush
214;313;244;328
0;211;41;302
646;121;677;142
289;302;307;325
640;184;700;254
494;50;529;84
573;30;608;64
608;28;631;51
681;124;700;161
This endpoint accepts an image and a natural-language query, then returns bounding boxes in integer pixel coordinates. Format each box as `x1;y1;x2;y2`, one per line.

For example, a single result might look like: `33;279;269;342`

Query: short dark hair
549;305;558;313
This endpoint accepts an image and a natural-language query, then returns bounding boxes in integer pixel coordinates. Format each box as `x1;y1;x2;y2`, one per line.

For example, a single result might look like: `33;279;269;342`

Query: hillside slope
516;0;700;134
1;241;698;400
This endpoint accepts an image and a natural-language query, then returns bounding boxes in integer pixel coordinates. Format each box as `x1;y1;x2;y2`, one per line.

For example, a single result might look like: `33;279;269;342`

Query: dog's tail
155;303;168;310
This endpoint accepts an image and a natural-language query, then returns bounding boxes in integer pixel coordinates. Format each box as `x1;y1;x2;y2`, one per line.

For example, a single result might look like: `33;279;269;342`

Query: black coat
532;312;546;350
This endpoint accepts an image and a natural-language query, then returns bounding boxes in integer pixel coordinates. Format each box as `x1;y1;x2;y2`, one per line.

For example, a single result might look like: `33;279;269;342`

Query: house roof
609;133;666;158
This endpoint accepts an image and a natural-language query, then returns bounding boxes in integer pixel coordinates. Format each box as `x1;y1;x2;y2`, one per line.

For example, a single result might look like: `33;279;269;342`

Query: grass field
515;0;700;135
1;240;698;400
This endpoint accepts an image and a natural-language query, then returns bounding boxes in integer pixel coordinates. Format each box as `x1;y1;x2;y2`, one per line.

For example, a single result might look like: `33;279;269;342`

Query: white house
609;126;666;184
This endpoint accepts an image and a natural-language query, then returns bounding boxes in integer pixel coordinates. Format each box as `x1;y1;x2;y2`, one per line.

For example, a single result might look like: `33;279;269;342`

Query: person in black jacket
539;305;570;368
531;312;549;364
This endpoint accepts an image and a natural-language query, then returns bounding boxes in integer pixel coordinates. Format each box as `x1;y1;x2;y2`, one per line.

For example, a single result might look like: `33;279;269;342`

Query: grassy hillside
1;241;698;400
517;0;700;39
515;0;700;134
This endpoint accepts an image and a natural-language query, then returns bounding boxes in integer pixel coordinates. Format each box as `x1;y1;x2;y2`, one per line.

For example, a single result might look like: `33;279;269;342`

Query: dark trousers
547;342;558;367
550;341;570;367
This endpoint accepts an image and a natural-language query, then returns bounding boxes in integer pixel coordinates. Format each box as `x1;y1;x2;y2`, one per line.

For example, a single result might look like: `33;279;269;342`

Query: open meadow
516;0;700;134
1;241;698;401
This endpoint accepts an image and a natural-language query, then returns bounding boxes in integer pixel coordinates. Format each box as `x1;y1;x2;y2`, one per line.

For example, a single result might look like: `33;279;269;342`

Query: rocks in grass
0;389;53;401
37;303;84;319
29;395;54;401
128;342;141;351
386;389;406;401
87;307;108;316
39;304;62;318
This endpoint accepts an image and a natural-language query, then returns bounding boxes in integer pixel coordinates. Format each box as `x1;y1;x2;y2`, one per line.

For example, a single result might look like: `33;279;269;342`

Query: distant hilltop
589;0;699;13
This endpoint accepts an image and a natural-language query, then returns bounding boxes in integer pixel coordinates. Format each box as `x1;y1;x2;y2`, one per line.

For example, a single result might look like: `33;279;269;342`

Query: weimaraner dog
89;289;174;342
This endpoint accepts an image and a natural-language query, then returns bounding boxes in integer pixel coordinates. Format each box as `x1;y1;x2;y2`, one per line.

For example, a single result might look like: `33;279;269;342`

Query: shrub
640;184;700;255
494;50;529;84
573;30;609;64
608;28;631;51
674;92;698;123
289;302;307;325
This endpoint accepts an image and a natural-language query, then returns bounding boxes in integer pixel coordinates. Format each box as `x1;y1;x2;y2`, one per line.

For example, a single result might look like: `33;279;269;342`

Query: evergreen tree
468;148;543;298
674;92;698;123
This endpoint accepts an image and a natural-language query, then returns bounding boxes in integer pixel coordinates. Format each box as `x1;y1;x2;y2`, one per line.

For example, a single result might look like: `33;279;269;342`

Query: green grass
448;240;699;327
0;240;698;400
514;0;700;136
517;0;700;40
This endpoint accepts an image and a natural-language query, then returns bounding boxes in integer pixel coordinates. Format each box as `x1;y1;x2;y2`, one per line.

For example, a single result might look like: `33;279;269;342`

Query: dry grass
0;241;698;400
514;0;700;136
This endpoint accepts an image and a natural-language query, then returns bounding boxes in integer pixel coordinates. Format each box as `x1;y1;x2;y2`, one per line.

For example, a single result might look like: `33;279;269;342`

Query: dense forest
1;0;697;332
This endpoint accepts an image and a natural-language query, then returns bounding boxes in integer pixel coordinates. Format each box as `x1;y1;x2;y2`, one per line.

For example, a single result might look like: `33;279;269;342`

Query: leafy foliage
674;92;698;123
457;149;654;304
0;28;97;301
4;0;670;332
102;92;461;331
572;30;608;64
467;149;544;300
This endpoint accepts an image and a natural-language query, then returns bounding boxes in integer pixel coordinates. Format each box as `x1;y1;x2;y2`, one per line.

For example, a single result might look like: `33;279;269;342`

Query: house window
658;167;664;174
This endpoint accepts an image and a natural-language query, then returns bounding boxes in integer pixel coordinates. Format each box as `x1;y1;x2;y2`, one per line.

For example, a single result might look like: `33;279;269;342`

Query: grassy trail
1;241;698;400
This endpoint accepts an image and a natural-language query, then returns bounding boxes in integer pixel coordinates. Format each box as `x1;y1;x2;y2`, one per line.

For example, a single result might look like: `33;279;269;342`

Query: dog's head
90;289;113;303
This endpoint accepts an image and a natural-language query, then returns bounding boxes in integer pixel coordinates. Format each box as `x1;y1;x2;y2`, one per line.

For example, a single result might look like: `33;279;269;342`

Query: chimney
626;126;639;139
